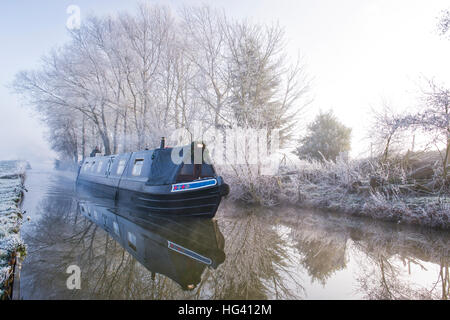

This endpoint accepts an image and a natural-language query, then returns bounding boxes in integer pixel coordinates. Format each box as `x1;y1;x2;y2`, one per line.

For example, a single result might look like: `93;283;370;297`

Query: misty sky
1;0;449;165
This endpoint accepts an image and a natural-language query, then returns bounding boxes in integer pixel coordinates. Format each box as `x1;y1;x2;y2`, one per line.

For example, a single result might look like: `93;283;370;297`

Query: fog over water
1;0;450;163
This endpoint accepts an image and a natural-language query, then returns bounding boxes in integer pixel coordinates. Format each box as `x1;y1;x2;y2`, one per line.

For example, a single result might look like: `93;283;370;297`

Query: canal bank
0;160;27;300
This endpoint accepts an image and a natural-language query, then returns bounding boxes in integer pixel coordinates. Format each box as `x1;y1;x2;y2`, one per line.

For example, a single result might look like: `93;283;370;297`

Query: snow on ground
0;160;26;299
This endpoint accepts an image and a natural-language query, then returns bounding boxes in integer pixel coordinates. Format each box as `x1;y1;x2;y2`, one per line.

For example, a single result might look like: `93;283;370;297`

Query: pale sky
1;0;449;164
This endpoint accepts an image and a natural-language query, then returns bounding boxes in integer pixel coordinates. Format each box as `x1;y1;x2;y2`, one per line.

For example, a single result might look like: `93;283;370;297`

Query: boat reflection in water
77;200;226;291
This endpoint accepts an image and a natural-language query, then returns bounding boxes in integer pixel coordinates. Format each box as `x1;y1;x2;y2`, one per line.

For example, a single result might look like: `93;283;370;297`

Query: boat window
90;161;96;171
176;163;215;182
96;160;104;173
201;164;215;177
180;164;193;175
106;157;114;175
177;164;194;182
83;162;89;171
128;232;137;251
117;159;126;175
132;159;144;176
113;221;119;236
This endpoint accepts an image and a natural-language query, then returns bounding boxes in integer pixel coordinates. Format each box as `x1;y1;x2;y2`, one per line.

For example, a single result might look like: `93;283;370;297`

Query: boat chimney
160;137;166;149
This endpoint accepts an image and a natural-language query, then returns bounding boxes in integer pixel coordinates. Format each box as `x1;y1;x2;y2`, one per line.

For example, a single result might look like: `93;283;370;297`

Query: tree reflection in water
353;235;449;300
280;207;449;300
20;189;305;299
19;175;450;300
200;211;305;299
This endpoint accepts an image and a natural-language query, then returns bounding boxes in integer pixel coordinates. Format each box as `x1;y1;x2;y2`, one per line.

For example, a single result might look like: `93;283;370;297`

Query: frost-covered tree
226;21;309;147
434;9;450;180
179;6;230;130
403;80;450;181
438;8;450;38
368;101;406;162
13;4;310;166
296;111;351;162
14;5;181;157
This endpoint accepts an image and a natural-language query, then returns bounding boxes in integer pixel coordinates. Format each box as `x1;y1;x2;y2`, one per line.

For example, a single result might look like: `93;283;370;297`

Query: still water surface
17;170;449;299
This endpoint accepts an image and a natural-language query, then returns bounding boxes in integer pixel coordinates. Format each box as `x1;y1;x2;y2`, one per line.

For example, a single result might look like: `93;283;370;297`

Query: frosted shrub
221;164;282;206
221;151;449;228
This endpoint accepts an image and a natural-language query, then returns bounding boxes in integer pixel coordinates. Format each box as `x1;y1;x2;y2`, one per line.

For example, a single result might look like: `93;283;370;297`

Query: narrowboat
78;200;225;290
76;139;230;218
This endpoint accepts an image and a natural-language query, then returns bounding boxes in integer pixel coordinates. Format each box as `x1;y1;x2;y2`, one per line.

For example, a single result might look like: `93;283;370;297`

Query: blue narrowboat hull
76;177;226;218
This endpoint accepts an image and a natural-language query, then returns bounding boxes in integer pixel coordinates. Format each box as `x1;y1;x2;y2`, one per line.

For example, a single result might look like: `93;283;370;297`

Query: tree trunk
81;115;86;160
123;115;128;153
112;111;120;154
382;134;392;163
101;131;111;156
443;138;450;181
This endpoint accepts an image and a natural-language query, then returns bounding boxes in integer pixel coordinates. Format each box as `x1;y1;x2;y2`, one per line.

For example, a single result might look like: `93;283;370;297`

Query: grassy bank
223;155;450;229
0;161;27;300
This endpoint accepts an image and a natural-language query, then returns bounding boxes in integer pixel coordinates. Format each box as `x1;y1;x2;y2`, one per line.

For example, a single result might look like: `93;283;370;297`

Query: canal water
17;169;450;299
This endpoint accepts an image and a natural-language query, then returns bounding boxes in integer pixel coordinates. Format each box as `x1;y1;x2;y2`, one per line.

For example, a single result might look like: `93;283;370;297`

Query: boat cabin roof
79;144;215;186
